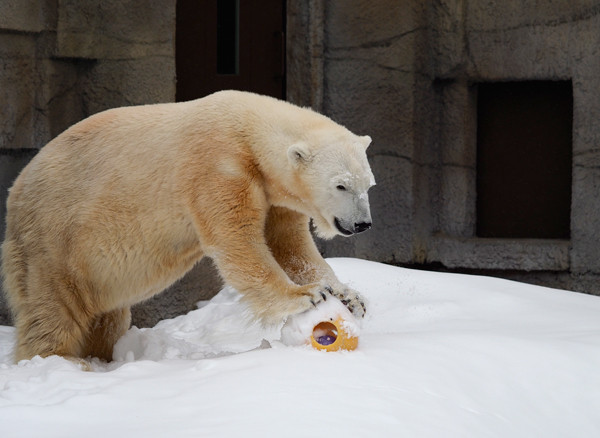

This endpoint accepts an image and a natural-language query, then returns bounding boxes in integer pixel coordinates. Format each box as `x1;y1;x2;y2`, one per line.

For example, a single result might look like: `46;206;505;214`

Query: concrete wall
289;0;600;295
0;0;222;327
435;1;600;293
1;0;599;328
0;0;176;151
428;1;600;283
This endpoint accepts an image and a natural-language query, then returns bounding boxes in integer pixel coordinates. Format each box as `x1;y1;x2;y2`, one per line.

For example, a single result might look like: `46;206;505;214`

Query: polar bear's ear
360;135;372;149
287;142;313;167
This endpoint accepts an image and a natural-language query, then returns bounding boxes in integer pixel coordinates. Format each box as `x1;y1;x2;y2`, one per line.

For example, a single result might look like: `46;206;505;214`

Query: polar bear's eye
336;185;347;191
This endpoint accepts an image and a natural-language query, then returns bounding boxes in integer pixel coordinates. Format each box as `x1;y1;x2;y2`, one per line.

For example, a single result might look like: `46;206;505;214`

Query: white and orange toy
281;296;361;351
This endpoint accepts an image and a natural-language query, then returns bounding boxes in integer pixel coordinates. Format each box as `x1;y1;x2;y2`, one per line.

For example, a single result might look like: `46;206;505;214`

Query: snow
1;257;600;437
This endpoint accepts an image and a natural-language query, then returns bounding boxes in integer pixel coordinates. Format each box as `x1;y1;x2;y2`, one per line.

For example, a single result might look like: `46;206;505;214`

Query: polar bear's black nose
354;222;372;233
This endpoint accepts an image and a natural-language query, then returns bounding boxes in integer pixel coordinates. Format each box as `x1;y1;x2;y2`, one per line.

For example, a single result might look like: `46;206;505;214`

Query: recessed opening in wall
217;0;240;75
476;81;573;239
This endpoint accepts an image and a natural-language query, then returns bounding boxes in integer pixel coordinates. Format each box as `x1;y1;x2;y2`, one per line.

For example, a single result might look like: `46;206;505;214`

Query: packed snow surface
1;258;600;437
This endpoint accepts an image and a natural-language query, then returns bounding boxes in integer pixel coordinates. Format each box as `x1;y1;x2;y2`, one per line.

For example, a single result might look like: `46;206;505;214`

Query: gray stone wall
0;0;176;150
319;0;431;264
0;0;222;327
430;1;600;293
1;0;599;328
289;1;600;295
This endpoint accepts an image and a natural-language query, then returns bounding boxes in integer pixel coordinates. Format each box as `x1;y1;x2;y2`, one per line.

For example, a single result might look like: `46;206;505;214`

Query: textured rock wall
308;1;600;295
317;0;430;263
428;1;600;292
0;0;176;151
2;0;600;328
0;0;222;327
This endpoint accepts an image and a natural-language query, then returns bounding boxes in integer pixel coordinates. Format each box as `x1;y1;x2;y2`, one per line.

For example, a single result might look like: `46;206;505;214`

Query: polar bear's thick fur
2;90;375;363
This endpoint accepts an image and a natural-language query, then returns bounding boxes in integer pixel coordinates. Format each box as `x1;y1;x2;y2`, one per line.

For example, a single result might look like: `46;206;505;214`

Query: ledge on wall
431;236;570;272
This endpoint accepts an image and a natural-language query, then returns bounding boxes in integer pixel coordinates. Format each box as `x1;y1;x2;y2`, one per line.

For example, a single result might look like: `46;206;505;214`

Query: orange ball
310;317;359;352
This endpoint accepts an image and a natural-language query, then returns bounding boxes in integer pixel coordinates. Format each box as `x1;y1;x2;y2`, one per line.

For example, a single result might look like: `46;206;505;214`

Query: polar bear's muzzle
334;217;372;236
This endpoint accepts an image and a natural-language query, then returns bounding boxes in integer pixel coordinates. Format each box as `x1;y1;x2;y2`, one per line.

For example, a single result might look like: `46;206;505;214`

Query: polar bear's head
287;132;375;239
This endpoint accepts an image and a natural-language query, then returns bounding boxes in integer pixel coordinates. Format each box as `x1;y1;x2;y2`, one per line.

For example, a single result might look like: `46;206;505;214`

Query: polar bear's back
4;101;210;302
8;103;186;235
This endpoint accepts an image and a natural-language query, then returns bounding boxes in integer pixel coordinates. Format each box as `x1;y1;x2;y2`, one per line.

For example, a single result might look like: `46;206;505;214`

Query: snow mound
114;287;281;362
1;258;600;437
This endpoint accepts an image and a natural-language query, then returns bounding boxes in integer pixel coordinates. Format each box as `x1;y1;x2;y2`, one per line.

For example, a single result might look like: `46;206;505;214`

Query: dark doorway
176;0;286;102
476;81;573;239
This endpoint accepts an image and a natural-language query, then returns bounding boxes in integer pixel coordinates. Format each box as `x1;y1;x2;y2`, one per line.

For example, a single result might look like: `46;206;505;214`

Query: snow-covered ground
1;258;600;437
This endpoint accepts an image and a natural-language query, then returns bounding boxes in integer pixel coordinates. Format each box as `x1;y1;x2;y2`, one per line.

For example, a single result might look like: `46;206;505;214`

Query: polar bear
1;90;375;363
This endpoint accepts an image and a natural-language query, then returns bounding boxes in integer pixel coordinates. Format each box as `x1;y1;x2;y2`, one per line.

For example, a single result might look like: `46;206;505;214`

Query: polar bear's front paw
308;285;332;308
254;284;332;324
294;283;332;312
331;287;366;318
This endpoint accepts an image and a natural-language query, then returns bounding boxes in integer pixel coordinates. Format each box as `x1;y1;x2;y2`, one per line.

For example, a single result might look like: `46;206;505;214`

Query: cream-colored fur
1;90;374;363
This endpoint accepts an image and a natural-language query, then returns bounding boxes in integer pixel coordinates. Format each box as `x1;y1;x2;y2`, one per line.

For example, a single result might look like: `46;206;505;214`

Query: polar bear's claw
331;287;366;318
